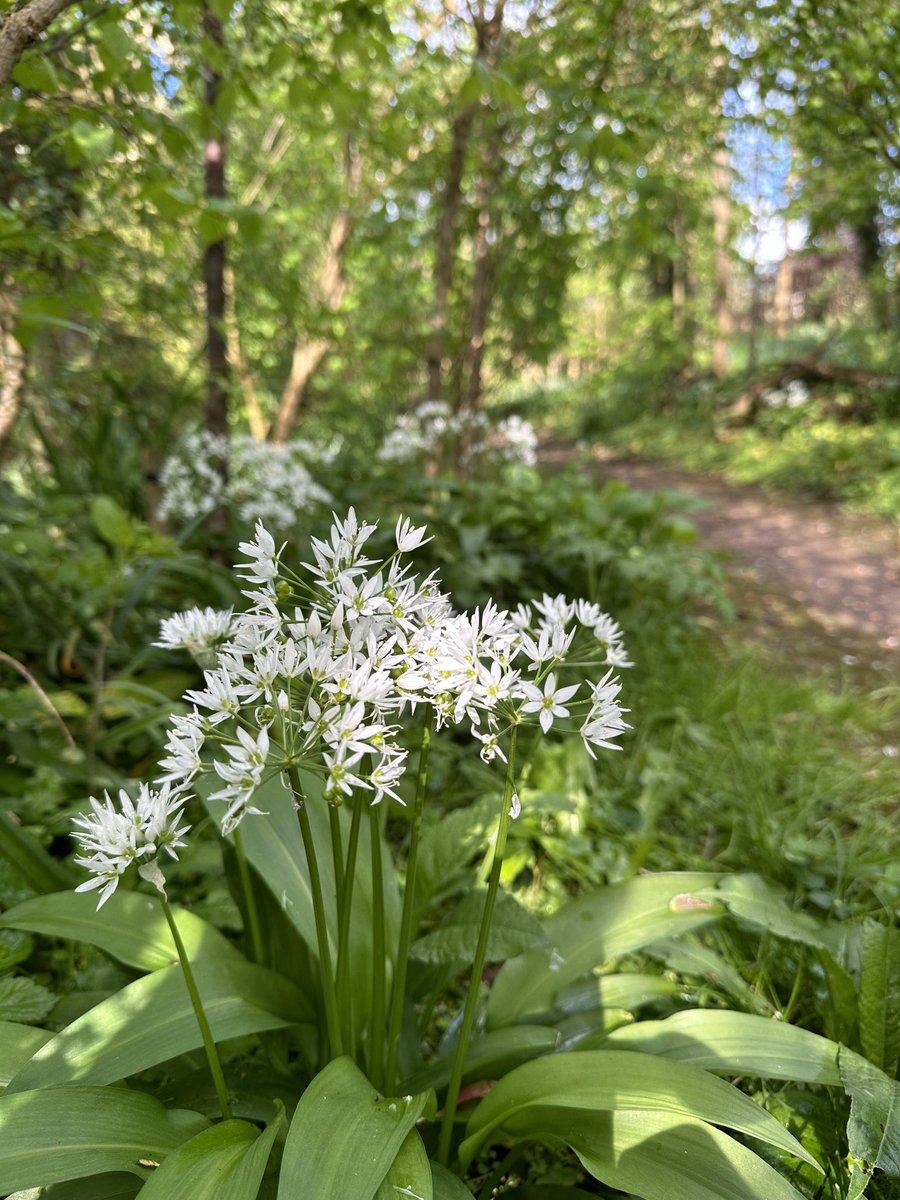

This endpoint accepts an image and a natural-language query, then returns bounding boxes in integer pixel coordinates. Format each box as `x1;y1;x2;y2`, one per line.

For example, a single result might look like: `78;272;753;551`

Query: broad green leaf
0;929;33;972
7;958;308;1091
460;1050;818;1170
603;1009;842;1086
554;973;681;1017
0;813;75;893
0;890;236;972
43;1173;142;1198
201;772;336;955
374;1129;432;1200
0;1085;208;1193
841;1047;900;1177
858;921;900;1077
90;496;136;548
571;1107;810;1200
430;1162;474;1199
278;1057;434;1200
0;976;56;1023
414;801;495;920
403;1026;561;1093
555;1007;633;1051
138;1111;283;1199
644;939;767;1012
410;889;547;966
204;773;399;1042
0;1021;52;1089
488;873;722;1028
701;875;843;957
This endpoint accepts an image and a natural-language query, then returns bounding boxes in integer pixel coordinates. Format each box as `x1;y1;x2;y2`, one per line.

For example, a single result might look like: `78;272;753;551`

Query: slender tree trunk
773;254;793;340
461;127;502;412
0;0;75;90
711;145;733;377
0;285;25;448
426;101;478;402
426;0;505;404
270;138;360;444
202;6;229;441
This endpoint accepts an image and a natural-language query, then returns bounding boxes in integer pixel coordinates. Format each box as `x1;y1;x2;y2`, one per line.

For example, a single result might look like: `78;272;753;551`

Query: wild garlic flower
377;401;538;470
72;783;191;908
155;606;235;664
142;508;631;834
158;431;334;531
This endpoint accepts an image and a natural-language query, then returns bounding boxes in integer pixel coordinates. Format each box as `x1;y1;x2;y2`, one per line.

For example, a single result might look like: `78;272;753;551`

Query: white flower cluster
72;783;190;907
158;431;336;530
155;606;235;665
73;509;630;905
378;401;538;469
762;379;809;409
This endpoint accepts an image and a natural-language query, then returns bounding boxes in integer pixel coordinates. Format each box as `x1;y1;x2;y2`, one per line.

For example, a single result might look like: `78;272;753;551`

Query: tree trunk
461;126;502;412
270;137;360;444
0;0;75;90
711;145;733;377
0;285;24;449
426;0;505;404
202;6;229;442
773;254;793;340
426;101;478;402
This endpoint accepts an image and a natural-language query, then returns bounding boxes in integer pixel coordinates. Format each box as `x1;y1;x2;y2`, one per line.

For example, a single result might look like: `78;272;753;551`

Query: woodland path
548;445;900;677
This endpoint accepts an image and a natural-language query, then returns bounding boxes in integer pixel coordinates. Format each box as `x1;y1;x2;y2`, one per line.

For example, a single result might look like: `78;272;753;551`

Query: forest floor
546;444;900;681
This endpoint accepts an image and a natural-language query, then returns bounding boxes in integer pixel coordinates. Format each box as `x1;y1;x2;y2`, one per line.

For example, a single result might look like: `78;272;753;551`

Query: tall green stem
438;727;518;1166
233;827;264;964
368;803;386;1090
336;796;364;1056
329;804;345;914
385;719;430;1093
288;766;343;1059
160;894;233;1120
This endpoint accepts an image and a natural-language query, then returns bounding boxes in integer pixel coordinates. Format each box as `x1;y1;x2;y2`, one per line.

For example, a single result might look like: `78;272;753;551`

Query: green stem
329;803;345;915
438;726;519;1167
336;796;364;1057
288;767;344;1059
160;895;233;1120
233;827;265;964
385;720;430;1093
368;803;387;1090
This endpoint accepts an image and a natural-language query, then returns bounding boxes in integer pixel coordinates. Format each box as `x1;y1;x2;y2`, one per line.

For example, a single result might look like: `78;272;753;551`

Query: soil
549;444;900;680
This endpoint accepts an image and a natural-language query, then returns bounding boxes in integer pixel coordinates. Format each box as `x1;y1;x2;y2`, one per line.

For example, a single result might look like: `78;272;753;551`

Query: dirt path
576;448;900;675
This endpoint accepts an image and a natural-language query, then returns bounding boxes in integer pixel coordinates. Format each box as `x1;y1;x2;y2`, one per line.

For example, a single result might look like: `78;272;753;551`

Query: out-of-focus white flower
157;431;334;531
155;607;234;662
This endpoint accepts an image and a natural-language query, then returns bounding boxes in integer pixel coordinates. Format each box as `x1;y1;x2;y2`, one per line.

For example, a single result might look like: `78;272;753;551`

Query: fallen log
725;359;900;425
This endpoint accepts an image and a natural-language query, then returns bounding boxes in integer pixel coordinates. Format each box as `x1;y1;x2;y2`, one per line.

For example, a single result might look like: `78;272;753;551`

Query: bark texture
0;286;25;447
0;0;75;90
425;0;505;405
202;6;229;441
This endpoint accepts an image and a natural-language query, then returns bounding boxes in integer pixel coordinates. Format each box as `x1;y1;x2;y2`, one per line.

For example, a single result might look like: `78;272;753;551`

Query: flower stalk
158;888;233;1120
233;826;265;964
385;718;430;1093
438;726;519;1166
336;796;364;1056
368;803;387;1090
288;766;344;1060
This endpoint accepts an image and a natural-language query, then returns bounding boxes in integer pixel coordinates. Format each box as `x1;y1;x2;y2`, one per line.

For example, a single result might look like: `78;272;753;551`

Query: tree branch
0;0;77;90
